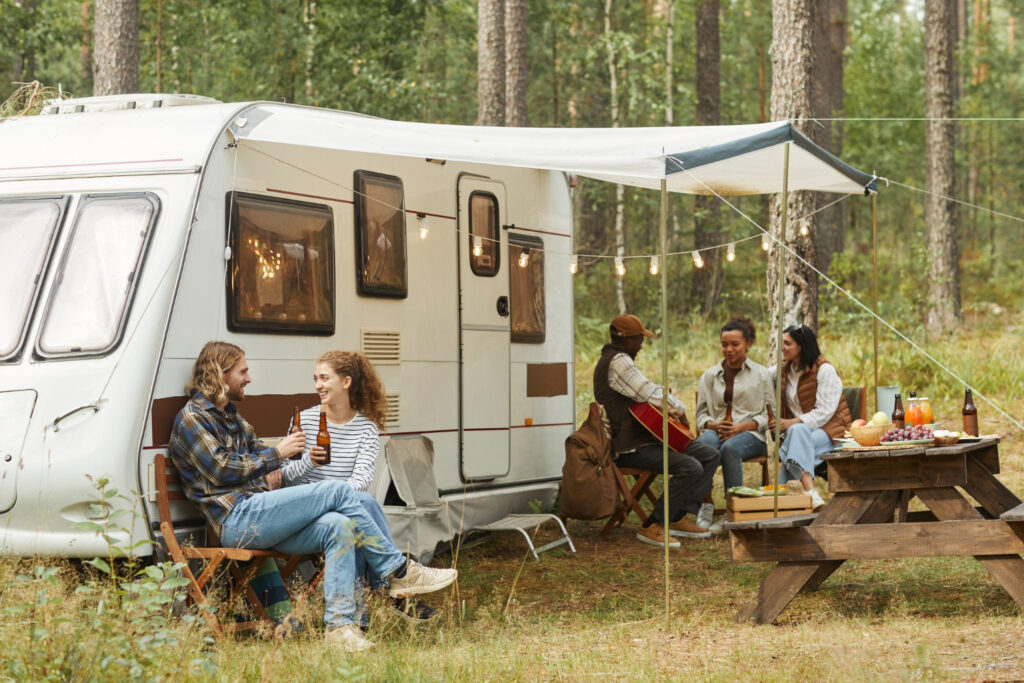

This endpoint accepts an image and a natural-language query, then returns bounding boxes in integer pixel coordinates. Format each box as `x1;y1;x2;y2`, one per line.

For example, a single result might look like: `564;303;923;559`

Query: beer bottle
962;389;979;437
317;410;332;465
288;406;303;460
891;394;905;430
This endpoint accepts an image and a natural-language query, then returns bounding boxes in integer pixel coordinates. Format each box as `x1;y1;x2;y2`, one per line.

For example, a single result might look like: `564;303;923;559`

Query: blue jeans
696;430;767;491
777;423;835;483
220;480;405;628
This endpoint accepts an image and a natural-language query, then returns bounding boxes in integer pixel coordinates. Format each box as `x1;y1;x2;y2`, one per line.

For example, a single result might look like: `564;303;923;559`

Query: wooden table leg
895;489;914;523
916;487;1024;608
735;491;888;624
963;454;1023;517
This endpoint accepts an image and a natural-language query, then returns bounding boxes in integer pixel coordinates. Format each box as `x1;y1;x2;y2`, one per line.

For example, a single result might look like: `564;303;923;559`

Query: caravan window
37;194;158;356
227;193;334;334
469;192;500;276
0;197;65;359
354;171;407;298
509;235;545;343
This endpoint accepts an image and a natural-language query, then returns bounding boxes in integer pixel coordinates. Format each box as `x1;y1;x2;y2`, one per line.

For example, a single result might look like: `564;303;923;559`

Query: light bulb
518;249;530;268
800;224;809;236
472;236;483;257
761;234;770;251
692;251;704;269
649;255;659;275
727;243;736;262
569;255;578;274
614;256;625;277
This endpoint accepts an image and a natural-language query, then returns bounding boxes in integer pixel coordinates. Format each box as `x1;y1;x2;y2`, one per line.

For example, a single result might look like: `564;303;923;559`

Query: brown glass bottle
288;407;303;460
891;394;905;430
317;410;332;465
962;389;979;436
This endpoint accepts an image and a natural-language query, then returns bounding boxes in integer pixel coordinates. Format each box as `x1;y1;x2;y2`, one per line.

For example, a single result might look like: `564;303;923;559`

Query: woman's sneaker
325;624;374;652
808;488;826;511
388;560;458;598
696;502;715;529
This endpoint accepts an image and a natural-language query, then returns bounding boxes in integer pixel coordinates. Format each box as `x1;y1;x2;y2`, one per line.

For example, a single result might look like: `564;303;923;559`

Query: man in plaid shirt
593;315;720;548
168;341;457;652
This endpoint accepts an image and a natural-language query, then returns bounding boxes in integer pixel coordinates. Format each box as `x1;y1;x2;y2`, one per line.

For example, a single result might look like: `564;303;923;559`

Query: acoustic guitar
629;401;695;453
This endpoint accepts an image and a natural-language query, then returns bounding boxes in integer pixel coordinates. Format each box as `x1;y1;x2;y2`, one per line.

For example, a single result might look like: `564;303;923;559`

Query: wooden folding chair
153;453;303;638
600;462;660;535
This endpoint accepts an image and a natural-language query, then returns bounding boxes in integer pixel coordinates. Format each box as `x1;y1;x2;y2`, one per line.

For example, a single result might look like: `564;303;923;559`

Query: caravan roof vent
41;93;221;115
384;393;401;430
361;329;400;365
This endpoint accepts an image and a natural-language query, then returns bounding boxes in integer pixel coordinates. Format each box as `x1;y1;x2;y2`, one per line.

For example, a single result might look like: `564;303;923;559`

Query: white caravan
1;94;875;559
0;95;576;559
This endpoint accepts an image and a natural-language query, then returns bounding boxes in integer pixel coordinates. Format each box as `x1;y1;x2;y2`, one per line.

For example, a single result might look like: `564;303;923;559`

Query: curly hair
721;315;756;343
185;341;245;406
317;351;388;429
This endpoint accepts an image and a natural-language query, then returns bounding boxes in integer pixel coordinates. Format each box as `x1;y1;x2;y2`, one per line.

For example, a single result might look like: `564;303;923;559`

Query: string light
799;223;809;236
472;236;483;257
692;251;704;269
569;254;578;274
762;234;770;251
614;256;626;277
726;243;736;262
649;255;659;275
518;248;530;268
417;214;430;239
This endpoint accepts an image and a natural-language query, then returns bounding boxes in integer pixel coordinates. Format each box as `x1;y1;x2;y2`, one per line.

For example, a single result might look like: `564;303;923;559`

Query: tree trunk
693;0;723;313
605;0;626;314
505;0;527;126
92;0;139;95
811;0;847;275
477;0;506;126
304;1;317;103
924;0;962;334
768;0;819;350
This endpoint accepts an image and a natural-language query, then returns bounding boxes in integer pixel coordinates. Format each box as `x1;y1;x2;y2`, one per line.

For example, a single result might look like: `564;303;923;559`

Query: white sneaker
325;624;374;652
388;560;458;598
708;517;726;536
696;502;715;529
808;488;826;511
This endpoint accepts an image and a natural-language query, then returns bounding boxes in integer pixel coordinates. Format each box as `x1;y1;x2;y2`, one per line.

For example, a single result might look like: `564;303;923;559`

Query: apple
869;411;890;426
852;418;868;427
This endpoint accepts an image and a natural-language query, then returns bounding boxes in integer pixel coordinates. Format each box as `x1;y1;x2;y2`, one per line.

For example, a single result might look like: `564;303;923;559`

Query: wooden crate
726;494;813;522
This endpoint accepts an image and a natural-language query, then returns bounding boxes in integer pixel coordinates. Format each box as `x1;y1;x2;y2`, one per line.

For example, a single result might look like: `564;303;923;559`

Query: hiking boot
389;597;437;623
635;523;680;548
696;502;715;529
388;560;458;598
667;517;712;539
325;624;374;652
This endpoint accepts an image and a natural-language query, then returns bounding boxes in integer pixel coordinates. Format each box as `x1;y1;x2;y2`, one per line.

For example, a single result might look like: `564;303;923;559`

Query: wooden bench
153;453;304;638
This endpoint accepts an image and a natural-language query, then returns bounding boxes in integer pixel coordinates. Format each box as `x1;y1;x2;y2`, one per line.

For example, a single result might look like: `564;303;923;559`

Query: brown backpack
560;402;617;520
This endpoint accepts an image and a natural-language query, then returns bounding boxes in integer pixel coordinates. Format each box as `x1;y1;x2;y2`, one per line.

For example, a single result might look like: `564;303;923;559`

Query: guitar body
628;402;694;453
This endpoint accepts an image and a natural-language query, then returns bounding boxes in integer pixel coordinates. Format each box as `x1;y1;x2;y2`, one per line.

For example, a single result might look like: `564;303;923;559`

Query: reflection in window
38;194;157;355
0;198;63;358
469;192;499;276
228;193;334;334
509;236;545;343
355;171;407;298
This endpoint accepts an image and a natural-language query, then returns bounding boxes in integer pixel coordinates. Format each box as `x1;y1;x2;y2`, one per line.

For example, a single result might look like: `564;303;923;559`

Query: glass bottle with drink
287;406;304;460
317;410;332;465
918;397;934;426
891;394;905;430
906;392;923;427
962;389;979;436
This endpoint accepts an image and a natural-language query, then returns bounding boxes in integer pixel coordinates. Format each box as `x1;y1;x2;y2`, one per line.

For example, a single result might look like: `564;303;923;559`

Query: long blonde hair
318;351;387;429
185;341;245;406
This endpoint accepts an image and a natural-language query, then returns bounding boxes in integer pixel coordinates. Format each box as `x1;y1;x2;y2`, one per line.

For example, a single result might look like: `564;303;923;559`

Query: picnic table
726;437;1024;624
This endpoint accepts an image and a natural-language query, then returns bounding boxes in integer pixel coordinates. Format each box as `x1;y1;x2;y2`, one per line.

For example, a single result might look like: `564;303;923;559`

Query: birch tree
92;0;138;95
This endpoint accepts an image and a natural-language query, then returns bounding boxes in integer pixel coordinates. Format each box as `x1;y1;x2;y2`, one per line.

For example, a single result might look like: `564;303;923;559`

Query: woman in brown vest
769;324;852;511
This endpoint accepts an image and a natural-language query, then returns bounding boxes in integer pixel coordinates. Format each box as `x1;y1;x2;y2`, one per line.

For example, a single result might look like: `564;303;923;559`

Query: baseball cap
610;314;654;338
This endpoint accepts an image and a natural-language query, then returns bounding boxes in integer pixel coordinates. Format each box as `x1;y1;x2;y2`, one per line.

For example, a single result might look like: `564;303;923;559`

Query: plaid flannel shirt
167;392;281;536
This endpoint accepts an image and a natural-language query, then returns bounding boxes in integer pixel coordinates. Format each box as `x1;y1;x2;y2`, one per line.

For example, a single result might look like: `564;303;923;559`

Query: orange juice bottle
906;393;923;427
918;397;934;425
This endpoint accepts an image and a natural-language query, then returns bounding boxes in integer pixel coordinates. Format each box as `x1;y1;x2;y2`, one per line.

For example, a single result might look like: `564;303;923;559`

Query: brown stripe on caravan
150;393;320;446
526;363;569;397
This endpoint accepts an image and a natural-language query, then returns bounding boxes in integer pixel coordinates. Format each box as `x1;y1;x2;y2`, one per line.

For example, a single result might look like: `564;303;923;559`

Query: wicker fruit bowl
850;422;889;447
932;431;961;447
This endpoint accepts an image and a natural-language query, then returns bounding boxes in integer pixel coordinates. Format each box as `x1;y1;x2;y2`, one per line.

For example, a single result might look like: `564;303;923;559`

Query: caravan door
457;176;510;480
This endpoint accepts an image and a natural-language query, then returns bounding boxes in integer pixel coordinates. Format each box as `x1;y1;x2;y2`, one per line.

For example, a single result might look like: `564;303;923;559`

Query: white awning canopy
234;105;877;196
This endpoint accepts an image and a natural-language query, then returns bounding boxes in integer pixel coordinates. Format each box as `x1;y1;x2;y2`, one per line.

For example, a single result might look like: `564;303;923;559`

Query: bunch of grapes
881;425;934;443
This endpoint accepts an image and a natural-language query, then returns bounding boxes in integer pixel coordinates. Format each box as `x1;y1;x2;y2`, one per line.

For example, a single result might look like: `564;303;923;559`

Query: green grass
4;313;1024;680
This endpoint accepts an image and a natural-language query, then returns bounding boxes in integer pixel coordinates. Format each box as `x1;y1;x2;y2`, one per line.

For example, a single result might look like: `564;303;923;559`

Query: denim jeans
220;480;405;628
777;423;835;483
614;439;720;526
695;430;767;491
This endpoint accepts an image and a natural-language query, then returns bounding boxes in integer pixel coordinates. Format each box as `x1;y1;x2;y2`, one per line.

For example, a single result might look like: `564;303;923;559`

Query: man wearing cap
593;314;720;547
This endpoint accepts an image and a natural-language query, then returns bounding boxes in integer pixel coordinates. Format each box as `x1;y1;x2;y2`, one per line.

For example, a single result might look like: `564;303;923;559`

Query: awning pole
659;177;670;626
772;142;791;518
871;194;879;413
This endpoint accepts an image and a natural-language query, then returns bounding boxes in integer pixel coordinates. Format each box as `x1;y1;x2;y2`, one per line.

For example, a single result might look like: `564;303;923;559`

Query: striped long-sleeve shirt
167;392;280;536
280;406;380;491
